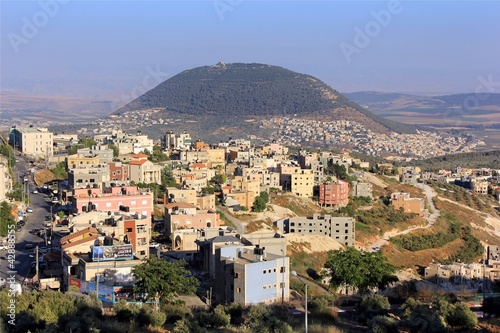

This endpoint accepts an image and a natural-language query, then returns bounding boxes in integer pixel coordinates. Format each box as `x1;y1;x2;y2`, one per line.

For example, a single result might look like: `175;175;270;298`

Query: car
16;225;22;232
25;243;33;250
17;221;25;227
32;189;38;194
44;222;53;227
51;197;59;204
39;247;48;254
149;242;160;248
29;228;40;234
26;207;33;213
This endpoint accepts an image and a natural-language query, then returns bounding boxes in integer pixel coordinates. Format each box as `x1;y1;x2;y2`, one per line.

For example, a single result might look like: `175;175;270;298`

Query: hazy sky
1;0;499;100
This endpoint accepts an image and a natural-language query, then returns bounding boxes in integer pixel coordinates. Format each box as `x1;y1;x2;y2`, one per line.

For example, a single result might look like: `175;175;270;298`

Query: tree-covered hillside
406;150;500;171
114;62;416;134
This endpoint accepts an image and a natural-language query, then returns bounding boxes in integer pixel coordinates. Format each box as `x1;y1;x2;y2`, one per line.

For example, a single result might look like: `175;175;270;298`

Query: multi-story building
291;169;314;198
66;153;101;169
109;162;130;182
77;145;114;164
226;190;256;210
0;163;12;202
351;181;373;198
68;163;111;190
71;185;154;218
164;131;192;150
165;187;197;205
9;126;53;159
215;245;290;306
318;180;349;208
391;192;425;216
128;153;162;184
164;202;220;236
277;163;301;191
275;214;355;247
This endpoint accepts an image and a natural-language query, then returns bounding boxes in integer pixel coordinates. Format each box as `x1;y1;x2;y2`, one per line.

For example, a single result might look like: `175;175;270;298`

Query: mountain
113;63;416;135
345;91;500;125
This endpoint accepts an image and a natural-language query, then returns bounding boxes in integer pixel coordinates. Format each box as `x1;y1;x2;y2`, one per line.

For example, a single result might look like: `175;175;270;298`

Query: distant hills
345;91;500;126
114;63;416;134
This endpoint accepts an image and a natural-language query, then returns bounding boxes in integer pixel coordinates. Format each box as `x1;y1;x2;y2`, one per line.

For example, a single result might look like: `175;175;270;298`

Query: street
0;155;52;285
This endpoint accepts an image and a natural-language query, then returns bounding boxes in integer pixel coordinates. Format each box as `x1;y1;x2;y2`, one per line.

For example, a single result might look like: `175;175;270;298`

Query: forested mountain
405;150;500;171
114;63;416;134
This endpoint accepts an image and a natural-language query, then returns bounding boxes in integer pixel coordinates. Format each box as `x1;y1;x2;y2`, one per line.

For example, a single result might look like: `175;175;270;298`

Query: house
391;192;425;216
128;153;162;184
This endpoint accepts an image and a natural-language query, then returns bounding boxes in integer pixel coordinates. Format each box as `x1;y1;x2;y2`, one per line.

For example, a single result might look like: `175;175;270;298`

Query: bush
369;315;398;333
113;300;139;322
162;301;191;323
308;298;329;313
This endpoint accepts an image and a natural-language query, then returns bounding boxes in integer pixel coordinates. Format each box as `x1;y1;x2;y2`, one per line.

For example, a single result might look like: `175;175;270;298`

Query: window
235;272;239;278
236;287;241;293
106;203;111;208
142;200;147;205
280;266;285;273
126;228;133;232
263;270;267;274
130;201;136;206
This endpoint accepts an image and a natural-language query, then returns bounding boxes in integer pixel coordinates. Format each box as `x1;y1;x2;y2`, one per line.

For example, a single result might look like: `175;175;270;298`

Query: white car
26;207;33;213
32;189;38;194
149;242;160;248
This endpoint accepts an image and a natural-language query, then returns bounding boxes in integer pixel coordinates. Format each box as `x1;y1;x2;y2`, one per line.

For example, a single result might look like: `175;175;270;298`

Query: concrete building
0;163;12;202
109;162;130;182
391;192;425;216
128;153;162;184
215;245;290;306
291;169;314;198
77;145;114;164
68;163;111;190
9;126;53;159
318;180;349;208
351;181;373;198
71;185;154;218
66;154;101;169
275;214;355;247
164;131;192;150
164;202;220;236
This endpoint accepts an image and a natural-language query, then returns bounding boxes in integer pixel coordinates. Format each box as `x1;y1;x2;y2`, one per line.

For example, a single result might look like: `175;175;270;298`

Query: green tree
149;145;169;162
132;257;199;310
253;191;270;212
445;302;477;329
50;161;68;179
323;247;398;294
161;166;178;188
0;201;16;237
108;144;120;157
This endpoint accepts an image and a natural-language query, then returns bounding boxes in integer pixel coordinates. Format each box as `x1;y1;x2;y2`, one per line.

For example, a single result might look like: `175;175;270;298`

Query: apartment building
318;180;349;208
277;163;301;191
68;163;111;190
71;185;154;218
226;190;256;210
163;202;220;236
425;262;500;289
164;131;192;150
391;192;425;216
215;245;290;306
0;163;12;202
275;214;355;247
77;145;114;164
109;162;130;182
9;126;53;159
351;181;373;198
291;169;314;198
67;153;101;169
165;187;197;205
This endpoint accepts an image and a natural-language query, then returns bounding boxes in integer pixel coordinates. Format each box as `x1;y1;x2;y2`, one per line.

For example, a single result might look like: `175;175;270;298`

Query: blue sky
1;0;499;99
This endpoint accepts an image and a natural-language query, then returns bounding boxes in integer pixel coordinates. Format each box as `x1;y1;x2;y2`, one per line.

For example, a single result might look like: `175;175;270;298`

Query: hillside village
1;125;500;331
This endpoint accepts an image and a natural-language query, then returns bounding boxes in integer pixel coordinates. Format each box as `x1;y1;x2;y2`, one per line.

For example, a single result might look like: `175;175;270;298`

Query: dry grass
33;169;57;186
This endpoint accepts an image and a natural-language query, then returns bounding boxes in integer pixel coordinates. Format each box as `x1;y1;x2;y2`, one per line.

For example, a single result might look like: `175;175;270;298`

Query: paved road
367;182;441;251
0;155;52;285
216;206;247;234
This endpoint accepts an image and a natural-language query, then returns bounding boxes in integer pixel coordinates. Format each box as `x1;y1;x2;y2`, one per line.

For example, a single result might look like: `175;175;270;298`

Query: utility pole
35;246;39;282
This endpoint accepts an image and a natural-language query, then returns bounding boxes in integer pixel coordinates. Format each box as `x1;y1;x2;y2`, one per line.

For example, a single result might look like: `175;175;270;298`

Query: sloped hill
114;62;416;134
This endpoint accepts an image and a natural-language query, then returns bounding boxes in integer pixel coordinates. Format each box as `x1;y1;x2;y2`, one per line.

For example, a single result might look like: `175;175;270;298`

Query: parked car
16;225;22;232
26;207;33;213
29;228;40;235
32;189;38;194
51;197;59;204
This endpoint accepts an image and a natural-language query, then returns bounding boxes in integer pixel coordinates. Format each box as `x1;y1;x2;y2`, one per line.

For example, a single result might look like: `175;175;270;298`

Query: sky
1;0;500;101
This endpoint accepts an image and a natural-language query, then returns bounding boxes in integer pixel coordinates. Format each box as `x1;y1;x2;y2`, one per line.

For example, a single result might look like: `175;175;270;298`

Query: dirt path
438;196;500;237
366;182;440;251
